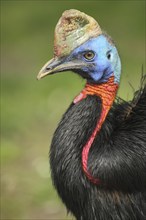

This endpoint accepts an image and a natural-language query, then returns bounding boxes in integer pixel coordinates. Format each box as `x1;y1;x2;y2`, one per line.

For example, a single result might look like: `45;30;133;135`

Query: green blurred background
1;1;145;219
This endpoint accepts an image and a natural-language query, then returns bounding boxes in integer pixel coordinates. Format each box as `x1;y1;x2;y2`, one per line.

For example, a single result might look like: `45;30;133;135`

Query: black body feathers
50;81;146;220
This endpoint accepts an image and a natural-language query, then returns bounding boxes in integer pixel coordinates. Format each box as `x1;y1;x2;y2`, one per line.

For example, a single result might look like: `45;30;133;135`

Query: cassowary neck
74;76;119;184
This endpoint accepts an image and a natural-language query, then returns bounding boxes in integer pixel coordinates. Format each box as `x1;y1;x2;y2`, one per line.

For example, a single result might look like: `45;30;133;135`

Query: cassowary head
37;9;121;84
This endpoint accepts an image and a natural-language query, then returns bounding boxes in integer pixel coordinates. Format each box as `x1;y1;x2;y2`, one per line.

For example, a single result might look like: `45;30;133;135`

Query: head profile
37;9;121;84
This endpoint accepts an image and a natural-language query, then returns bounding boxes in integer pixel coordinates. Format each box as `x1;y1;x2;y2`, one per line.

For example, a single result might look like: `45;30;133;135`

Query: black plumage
50;79;146;220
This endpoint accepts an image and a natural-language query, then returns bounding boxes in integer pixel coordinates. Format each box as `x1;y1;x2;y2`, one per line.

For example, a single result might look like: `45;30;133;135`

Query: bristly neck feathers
73;75;118;184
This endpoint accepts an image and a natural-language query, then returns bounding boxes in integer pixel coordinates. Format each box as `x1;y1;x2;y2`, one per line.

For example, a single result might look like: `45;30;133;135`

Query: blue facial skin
67;35;121;84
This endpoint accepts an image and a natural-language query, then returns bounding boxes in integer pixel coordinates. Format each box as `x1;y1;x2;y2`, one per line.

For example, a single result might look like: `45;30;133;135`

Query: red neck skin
73;76;119;185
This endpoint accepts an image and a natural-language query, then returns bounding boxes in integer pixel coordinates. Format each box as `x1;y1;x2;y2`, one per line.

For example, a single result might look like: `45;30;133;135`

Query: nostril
43;66;52;73
46;61;58;71
46;67;51;70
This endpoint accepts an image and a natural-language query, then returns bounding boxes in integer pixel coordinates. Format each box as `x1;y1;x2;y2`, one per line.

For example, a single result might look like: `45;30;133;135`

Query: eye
106;50;112;60
83;51;95;61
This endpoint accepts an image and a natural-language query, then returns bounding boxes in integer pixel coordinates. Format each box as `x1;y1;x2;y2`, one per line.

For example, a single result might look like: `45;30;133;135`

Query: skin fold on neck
73;75;119;184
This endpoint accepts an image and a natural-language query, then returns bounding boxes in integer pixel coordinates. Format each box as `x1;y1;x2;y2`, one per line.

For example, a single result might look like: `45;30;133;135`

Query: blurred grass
1;1;145;219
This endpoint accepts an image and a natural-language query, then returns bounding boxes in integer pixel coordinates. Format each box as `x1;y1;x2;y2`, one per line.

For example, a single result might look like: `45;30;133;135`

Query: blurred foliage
1;0;145;219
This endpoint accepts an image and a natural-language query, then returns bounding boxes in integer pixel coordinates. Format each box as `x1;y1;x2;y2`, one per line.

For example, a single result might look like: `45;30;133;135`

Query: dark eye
83;51;95;61
107;51;111;60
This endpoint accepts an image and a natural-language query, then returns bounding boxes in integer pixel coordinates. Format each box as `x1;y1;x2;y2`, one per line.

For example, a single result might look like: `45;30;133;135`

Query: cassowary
37;9;146;220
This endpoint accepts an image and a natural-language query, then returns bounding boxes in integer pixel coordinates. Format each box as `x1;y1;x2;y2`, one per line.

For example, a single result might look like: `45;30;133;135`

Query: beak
37;57;62;80
37;57;86;80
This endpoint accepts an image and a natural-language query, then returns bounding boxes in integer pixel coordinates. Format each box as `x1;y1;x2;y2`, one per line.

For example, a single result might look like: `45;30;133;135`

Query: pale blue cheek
113;57;121;83
110;46;121;83
82;66;104;82
90;71;103;81
82;64;114;83
90;72;114;83
89;65;114;83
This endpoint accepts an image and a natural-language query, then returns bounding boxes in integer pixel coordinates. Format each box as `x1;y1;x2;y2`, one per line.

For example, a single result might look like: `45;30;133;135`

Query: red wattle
82;109;106;185
73;76;118;185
